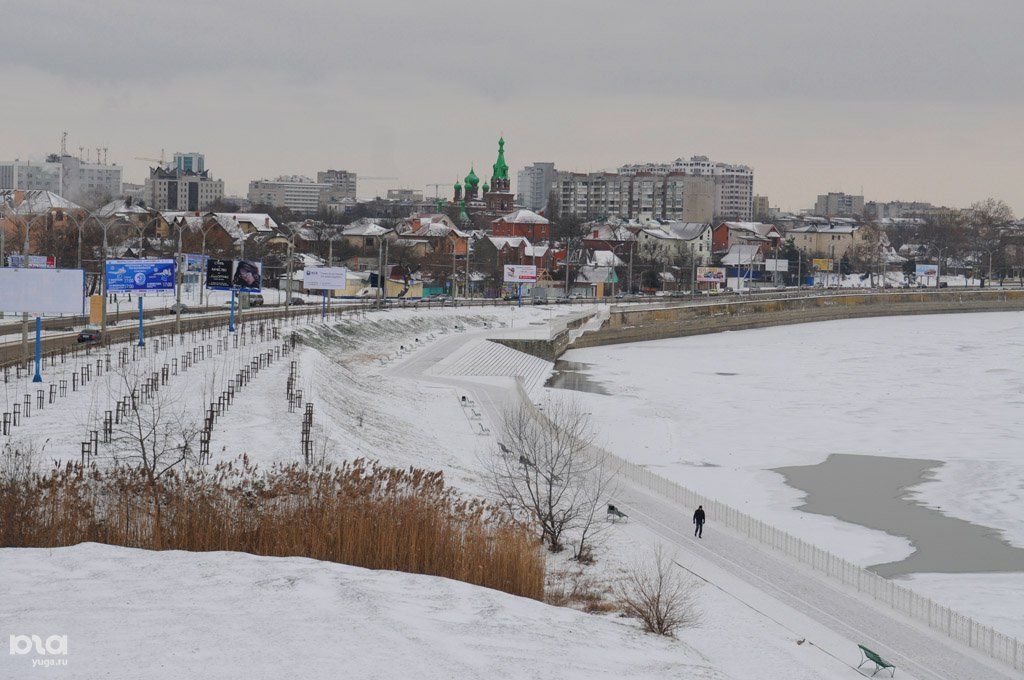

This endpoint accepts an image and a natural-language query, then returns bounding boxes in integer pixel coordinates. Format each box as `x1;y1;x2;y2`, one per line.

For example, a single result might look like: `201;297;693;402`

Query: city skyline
2;0;1021;214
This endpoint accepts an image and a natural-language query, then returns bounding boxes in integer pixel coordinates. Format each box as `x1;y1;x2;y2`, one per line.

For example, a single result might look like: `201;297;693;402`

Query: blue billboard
105;259;176;293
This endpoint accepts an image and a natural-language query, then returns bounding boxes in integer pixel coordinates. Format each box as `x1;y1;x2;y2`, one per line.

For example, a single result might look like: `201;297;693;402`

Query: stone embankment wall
568;290;1024;350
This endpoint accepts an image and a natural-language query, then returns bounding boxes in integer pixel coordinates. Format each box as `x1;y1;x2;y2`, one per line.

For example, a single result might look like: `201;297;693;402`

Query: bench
857;645;895;677
607;504;628;522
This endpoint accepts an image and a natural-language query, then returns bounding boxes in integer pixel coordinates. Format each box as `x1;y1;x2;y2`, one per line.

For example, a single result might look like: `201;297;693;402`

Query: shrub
0;456;545;600
616;547;702;636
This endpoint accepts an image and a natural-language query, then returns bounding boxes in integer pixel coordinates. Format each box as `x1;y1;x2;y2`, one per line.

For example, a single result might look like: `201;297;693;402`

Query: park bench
857;644;895;677
607;504;628;522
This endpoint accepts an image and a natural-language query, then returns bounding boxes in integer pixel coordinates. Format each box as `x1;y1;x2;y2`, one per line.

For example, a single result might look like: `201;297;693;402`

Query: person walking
693;505;705;538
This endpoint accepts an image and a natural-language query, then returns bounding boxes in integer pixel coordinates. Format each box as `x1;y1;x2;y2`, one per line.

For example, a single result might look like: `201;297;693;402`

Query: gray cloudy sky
3;0;1022;213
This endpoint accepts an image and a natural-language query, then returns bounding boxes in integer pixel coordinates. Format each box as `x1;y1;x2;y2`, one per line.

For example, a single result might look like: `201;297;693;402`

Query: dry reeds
0;457;545;600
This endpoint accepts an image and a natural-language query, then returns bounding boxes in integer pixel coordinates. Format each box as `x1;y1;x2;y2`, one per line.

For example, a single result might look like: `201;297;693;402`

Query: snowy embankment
553;311;1024;637
0;543;729;680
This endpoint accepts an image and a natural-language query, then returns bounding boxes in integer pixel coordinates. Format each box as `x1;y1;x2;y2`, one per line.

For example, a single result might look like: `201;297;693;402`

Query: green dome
464;167;479;187
491;137;508;182
453;178;462;189
482;182;490;193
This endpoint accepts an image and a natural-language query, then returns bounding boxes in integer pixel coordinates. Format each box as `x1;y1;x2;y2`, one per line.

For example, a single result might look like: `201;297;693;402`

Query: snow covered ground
0;543;730;680
553;312;1024;636
4;304;1019;678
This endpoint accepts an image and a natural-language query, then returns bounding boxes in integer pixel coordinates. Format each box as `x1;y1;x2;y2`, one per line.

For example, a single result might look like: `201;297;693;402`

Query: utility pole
174;222;184;335
465;236;471;299
285;230;295;311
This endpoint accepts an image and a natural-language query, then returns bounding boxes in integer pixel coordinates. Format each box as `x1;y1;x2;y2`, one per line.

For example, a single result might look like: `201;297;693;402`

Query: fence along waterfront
514;380;1023;673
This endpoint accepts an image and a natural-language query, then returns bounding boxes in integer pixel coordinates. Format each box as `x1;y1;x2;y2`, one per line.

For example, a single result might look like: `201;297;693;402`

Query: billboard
812;258;834;272
915;263;939;278
503;264;537;283
764;258;789;273
205;259;262;292
0;267;84;314
696;266;726;283
105;259;176;293
184;253;208;273
6;254;55;268
304;266;348;290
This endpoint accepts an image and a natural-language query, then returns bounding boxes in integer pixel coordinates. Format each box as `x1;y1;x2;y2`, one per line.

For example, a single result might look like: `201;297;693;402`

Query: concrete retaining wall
569;290;1024;350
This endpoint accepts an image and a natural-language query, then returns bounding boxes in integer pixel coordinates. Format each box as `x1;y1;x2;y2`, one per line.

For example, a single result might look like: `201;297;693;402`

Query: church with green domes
451;137;515;222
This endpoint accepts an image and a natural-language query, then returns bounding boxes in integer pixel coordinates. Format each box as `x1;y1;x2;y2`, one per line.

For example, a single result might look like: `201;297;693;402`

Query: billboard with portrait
205;258;262;292
105;259;176;293
812;258;834;272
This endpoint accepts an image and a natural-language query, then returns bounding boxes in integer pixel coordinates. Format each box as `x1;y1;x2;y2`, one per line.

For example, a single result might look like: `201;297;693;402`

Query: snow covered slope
0;544;730;680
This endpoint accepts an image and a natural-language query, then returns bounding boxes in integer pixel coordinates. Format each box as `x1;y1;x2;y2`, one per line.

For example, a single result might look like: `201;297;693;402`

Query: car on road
288;297;306;305
77;328;102;344
248;293;265;306
169;303;189;314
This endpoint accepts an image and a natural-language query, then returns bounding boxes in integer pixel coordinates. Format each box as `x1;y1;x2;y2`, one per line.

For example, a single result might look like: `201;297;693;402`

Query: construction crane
135;149;167;168
359;176;398;181
426;183;449;199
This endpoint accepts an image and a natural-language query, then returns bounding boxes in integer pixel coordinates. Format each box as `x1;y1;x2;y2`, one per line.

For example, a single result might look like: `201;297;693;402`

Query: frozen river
548;311;1024;636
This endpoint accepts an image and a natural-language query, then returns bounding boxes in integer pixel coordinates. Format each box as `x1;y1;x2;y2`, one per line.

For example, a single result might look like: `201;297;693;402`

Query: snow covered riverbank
552;312;1024;635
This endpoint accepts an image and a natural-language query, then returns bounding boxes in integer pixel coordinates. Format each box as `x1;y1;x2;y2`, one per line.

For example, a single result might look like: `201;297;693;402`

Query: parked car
288;297;306;305
77;327;102;344
169;303;189;314
248;293;265;306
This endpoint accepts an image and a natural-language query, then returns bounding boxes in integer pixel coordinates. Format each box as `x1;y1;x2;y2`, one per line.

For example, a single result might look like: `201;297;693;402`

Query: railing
513;380;1024;673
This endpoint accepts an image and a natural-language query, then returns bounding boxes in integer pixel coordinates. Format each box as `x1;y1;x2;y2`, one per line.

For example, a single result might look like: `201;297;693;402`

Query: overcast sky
2;0;1021;213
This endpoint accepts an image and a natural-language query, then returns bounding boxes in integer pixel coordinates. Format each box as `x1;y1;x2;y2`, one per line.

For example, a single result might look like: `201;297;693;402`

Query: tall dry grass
0;457;545;600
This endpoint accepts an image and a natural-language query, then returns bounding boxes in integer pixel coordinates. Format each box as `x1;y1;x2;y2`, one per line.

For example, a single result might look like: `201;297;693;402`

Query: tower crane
135;149;168;168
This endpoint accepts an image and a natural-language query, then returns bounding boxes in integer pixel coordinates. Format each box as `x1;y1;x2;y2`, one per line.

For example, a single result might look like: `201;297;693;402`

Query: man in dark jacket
693;505;705;538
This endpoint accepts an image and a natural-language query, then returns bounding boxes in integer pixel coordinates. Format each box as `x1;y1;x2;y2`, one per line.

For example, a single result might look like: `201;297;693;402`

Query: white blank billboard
304;266;348;290
0;267;84;314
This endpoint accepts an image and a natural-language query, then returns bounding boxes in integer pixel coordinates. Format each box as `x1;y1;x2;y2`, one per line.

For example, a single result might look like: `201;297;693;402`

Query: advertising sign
503;264;538;283
184;253;208;273
231;260;262;292
915;263;939;278
205;259;263;292
0;268;84;314
205;258;234;289
696;266;726;283
6;254;56;268
105;259;176;293
812;258;834;272
764;258;789;273
304;266;348;290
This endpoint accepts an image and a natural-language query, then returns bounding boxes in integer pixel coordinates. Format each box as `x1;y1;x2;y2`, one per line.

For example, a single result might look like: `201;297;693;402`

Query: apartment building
247;176;328;213
516;162;557;212
0;155;122;203
814;192;864;217
557;155;753;221
317;169;357;201
145;166;224;212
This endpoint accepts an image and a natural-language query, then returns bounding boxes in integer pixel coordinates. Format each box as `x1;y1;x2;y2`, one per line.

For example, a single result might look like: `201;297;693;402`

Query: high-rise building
864;200;937;219
316;169;357;201
556;155;753;221
753;195;770;221
386;188;423;202
173;152;205;174
814;192;864;217
516;162;557;212
0;154;122;203
145;164;224;212
247;176;328;213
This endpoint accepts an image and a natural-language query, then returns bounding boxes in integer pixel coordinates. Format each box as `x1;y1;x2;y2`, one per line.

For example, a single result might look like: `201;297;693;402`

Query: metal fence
513;380;1024;673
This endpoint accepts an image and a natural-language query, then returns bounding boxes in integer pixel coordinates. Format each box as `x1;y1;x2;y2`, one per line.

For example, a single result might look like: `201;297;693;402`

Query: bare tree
484;400;616;559
617;547;703;636
108;362;201;547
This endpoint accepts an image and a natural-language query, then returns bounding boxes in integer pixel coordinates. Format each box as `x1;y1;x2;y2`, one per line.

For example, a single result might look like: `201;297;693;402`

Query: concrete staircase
427;339;553;392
